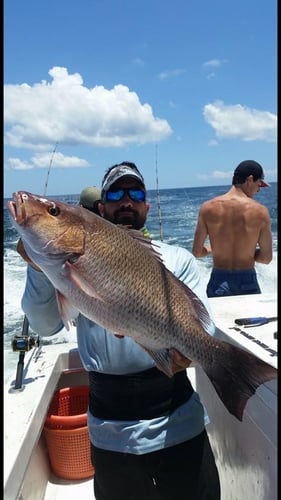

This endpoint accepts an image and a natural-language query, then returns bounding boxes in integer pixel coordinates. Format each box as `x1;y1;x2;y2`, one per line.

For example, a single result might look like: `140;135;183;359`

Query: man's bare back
192;160;272;297
194;190;272;269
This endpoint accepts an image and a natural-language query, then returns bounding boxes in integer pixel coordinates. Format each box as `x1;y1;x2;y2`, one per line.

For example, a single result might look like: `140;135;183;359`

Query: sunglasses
104;188;146;203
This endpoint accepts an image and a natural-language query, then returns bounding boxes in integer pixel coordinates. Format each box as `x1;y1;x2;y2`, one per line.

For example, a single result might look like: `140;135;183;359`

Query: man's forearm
21;265;64;336
193;244;212;258
254;247;272;264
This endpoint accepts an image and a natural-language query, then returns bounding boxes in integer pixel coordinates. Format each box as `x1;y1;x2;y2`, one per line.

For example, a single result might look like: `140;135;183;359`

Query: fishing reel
11;334;40;352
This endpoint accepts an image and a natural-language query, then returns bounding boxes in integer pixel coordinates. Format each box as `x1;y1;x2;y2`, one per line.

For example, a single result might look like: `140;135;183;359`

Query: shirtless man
192;160;273;297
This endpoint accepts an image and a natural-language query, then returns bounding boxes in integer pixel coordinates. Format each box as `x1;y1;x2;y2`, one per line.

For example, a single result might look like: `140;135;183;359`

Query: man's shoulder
199;196;225;214
201;194;226;207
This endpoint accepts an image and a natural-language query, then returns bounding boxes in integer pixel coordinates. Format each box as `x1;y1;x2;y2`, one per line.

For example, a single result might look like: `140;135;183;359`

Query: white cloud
202;59;227;79
4;66;172;150
203;100;277;142
197;170;232;181
202;59;227;69
7;152;91;171
158;69;186;80
197;168;276;183
7;158;34;171
212;170;233;179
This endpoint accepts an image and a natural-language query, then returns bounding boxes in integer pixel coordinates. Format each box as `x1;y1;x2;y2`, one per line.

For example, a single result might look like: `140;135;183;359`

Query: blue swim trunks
206;268;261;298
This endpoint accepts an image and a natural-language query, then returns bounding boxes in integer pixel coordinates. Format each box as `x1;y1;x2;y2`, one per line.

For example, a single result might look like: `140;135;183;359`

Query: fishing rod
11;142;59;391
155;144;164;241
11;316;40;391
43;141;59;196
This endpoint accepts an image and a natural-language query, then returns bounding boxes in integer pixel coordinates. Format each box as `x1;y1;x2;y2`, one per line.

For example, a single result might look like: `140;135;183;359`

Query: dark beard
108;208;144;229
114;213;139;228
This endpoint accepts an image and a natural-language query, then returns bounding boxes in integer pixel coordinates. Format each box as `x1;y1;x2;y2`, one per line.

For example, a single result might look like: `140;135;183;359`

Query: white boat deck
43;473;94;500
209;293;277;369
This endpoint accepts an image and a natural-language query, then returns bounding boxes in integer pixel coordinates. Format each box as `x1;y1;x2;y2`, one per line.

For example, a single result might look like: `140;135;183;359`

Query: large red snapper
7;191;277;421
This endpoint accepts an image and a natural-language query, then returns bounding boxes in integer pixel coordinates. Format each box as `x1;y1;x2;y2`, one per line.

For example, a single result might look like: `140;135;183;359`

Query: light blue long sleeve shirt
22;239;215;454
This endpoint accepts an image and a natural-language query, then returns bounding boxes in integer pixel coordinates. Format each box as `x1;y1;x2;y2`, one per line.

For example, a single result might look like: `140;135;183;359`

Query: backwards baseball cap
101;163;145;195
233;160;270;187
79;186;102;209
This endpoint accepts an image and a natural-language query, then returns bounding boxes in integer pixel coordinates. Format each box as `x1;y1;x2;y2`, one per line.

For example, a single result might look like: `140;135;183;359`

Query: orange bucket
45;386;89;429
44;386;95;480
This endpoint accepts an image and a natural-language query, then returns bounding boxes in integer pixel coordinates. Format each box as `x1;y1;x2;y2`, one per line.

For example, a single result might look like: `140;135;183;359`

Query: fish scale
7;190;277;421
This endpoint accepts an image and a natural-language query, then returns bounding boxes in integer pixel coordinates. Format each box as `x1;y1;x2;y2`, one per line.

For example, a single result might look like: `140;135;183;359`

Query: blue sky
4;0;277;197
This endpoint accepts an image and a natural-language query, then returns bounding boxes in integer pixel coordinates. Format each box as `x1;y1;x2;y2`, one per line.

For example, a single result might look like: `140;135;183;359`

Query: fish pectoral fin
64;261;105;301
137;344;174;378
56;290;79;330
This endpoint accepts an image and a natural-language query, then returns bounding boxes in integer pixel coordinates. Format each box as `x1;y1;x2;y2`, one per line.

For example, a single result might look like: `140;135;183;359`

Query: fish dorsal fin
174;275;213;332
117;226;164;264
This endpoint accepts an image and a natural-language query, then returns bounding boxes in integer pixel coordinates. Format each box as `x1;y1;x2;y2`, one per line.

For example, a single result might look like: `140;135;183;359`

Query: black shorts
91;430;220;500
207;268;261;297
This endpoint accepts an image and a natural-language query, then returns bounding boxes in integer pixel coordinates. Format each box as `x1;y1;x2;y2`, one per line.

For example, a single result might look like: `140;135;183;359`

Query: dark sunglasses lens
105;189;124;202
105;189;145;202
129;189;145;201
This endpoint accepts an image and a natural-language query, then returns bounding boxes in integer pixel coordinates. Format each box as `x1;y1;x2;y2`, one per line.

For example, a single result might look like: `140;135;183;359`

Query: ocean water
4;184;277;383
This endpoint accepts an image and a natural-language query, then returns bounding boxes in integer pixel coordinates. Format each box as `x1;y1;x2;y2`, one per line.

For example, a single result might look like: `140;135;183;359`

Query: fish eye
48;205;60;216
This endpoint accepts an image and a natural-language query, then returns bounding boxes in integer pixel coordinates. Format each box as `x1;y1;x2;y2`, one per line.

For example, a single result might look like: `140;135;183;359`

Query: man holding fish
16;162;221;499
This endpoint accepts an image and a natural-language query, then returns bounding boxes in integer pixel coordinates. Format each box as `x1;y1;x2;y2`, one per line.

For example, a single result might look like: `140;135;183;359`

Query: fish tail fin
204;341;277;421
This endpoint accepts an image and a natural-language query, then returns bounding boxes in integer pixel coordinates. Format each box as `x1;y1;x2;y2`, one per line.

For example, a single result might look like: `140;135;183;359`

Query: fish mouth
7;191;27;225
